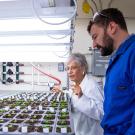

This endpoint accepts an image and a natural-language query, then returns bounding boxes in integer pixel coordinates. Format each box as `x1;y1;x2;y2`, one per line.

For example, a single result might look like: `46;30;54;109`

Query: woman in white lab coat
53;53;103;135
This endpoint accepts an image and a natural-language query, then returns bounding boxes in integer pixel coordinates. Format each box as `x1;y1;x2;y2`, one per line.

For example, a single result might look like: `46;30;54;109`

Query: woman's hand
51;85;62;93
71;82;83;98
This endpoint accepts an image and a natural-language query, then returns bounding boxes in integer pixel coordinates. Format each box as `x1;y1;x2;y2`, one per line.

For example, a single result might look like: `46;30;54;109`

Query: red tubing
31;63;61;85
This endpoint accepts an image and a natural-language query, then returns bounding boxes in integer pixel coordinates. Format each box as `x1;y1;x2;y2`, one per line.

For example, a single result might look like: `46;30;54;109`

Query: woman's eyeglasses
65;65;81;71
93;12;110;21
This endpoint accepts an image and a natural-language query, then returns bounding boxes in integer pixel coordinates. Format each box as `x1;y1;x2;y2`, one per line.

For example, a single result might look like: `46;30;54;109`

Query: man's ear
108;21;117;35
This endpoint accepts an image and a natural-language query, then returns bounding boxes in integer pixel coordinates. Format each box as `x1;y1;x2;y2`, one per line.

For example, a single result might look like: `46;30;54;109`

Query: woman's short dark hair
67;53;88;73
87;8;128;34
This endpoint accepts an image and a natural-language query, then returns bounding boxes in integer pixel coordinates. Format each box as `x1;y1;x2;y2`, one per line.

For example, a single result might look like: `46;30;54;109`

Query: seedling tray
0;92;75;135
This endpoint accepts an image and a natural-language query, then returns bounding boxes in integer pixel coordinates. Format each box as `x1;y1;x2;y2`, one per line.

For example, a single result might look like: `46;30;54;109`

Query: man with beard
87;8;135;135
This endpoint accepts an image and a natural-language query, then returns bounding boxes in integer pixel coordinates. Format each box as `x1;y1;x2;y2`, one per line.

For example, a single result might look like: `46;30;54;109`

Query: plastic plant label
39;105;43;110
62;108;67;112
3;127;8;132
43;128;49;133
61;127;67;133
28;106;31;110
22;126;27;133
30;97;34;101
49;107;55;113
5;106;9;111
16;106;20;110
33;95;37;100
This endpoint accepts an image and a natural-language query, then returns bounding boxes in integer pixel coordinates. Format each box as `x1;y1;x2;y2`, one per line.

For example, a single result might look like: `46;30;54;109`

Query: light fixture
0;18;71;31
0;0;18;1
0;45;70;62
0;17;71;62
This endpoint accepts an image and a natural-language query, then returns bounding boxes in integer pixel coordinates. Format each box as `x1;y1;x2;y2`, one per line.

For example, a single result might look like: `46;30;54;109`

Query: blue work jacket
101;34;135;135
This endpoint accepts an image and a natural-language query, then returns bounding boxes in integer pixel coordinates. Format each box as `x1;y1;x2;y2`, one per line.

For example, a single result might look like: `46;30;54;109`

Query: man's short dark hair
87;8;128;34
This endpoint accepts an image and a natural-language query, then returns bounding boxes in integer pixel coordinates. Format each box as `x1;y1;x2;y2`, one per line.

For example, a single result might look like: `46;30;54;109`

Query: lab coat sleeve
73;94;103;121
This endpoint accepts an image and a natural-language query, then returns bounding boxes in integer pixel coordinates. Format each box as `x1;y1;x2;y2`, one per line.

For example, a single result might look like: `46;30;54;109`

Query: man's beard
97;32;114;56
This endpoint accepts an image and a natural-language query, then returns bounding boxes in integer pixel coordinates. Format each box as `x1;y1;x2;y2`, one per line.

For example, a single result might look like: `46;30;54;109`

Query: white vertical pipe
47;64;50;88
31;62;34;90
38;64;40;85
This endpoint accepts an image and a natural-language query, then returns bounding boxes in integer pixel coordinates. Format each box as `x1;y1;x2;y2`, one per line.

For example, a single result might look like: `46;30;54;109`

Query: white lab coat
67;74;104;135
